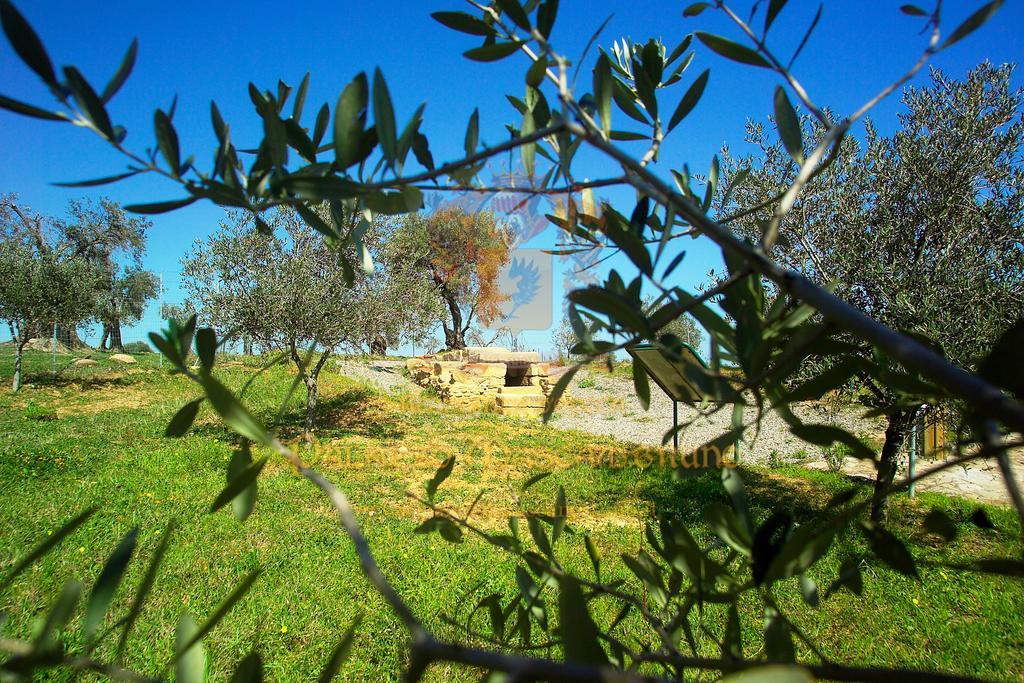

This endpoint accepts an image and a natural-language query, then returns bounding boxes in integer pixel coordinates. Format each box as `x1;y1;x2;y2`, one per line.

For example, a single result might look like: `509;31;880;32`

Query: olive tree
2;1;1022;682
59;199;157;352
390;207;514;350
182;208;360;440
715;62;1024;518
0;197;98;390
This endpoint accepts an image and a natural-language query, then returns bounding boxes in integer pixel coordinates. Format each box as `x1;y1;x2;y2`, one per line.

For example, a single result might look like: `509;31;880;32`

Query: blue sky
1;1;1022;355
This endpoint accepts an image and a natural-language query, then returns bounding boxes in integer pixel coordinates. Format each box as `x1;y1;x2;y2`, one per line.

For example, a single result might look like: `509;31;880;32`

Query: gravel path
333;359;420;394
333;361;1023;506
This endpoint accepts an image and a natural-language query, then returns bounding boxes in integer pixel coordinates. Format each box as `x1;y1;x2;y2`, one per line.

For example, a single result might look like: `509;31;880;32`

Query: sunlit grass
0;348;1020;681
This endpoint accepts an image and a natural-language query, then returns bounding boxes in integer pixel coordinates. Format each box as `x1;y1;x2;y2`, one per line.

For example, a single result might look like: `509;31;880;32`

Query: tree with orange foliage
390;208;513;350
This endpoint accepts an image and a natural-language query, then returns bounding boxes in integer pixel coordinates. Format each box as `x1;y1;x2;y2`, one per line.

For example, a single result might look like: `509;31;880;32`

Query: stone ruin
406;347;553;418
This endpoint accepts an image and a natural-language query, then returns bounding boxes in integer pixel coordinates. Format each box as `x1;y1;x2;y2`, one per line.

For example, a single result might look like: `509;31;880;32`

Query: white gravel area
547;368;881;461
333;359;420;394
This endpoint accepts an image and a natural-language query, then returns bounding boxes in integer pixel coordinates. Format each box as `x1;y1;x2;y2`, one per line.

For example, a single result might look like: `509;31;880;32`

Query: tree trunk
243;337;253;356
442;291;466;350
12;339;27;392
369;337;387;356
303;374;319;441
870;409;914;522
107;317;124;353
99;325;110;351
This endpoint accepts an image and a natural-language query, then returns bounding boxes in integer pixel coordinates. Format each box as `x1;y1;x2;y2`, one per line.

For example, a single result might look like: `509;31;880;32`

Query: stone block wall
406;348;554;417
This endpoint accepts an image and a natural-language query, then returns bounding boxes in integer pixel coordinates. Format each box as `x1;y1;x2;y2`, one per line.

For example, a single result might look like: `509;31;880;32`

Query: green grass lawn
0;348;1021;681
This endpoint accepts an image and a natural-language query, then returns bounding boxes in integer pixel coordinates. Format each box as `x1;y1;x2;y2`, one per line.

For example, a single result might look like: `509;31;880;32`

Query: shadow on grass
275;387;406;441
20;368;151;391
632;464;870;528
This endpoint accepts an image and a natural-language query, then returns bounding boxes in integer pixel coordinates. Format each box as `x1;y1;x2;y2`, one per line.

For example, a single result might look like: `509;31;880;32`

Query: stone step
497;405;545;418
496;394;547;408
498;386;543;395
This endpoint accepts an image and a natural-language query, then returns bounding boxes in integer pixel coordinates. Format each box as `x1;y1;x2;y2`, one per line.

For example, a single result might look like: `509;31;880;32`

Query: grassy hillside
0;349;1021;681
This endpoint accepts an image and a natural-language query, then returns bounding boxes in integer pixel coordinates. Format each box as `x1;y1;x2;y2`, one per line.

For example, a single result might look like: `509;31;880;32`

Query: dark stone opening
504;364;531;387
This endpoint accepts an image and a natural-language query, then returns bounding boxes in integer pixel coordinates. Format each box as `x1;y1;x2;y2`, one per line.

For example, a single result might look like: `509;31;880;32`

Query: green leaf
584;535;601;581
704;502;752;556
0;93;65;120
230;652;263;683
527;516;553;558
632;357;650;410
101;38;138;102
521;108;536;176
496;0;530;30
978;317;1024;400
228;444;259;521
279;174;359;200
593;54;613;139
0;0;57;87
543;364;579;422
941;0;1003;49
526;57;548;87
125;197;198;214
334;72;368;169
426;456;456;501
667;68;709;133
764;0;789;33
292;72;310;121
84;527;138;640
799;574;819;607
632;63;658;119
175;613;206;683
1;507;96;591
64;66;114;138
899;4;929;16
557;576;607;665
784;357;862;403
430;11;494;36
612;78;649;124
372;68;397;163
53;170;141;187
790;423;874;460
195;327;216;373
569;287;648;334
202;377;273;445
211;453;268;515
721;467;752;537
695;32;771;68
536;0;558;38
682;2;710;17
721;665;813;683
773;86;803;164
521;471;551;491
174;570;262;662
464;108;479;157
464;40;524;62
318;613;363;683
117;520;176;659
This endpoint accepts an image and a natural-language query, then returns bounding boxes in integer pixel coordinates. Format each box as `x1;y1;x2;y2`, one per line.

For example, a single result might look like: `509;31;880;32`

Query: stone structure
406;347;553;417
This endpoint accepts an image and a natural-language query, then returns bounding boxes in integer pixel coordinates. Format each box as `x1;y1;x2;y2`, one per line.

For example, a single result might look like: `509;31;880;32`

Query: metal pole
51;322;57;377
673;400;679;453
909;408;920;498
158;273;164;368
